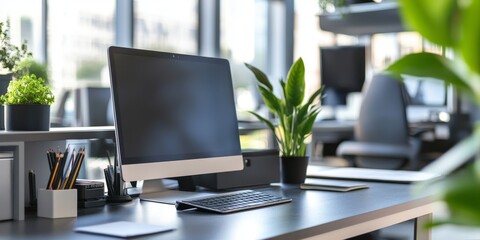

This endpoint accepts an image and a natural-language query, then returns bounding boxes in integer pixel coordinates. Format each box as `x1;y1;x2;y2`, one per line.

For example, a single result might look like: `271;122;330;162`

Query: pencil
47;155;60;189
61;149;75;189
46;151;53;172
106;150;113;167
52;153;65;190
67;149;85;189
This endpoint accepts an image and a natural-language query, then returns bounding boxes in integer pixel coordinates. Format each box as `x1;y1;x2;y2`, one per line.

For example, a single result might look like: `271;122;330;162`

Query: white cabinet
0;152;13;220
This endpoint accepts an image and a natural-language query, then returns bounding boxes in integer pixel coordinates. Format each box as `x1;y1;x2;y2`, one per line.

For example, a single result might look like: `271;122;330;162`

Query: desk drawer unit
0;153;13;220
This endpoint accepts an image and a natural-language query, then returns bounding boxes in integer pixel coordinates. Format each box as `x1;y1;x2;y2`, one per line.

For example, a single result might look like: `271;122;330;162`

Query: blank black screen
320;46;365;92
109;47;241;165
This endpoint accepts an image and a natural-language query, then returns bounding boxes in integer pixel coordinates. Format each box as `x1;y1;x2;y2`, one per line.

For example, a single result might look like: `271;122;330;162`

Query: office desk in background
0;183;434;240
310;120;449;163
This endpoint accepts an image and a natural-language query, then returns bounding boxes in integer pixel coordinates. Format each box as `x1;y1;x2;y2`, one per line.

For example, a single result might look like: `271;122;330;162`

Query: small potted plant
0;20;31;130
245;58;323;183
1;74;54;131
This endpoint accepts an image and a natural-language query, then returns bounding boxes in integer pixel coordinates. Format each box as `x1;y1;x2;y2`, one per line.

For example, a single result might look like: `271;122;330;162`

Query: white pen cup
37;188;77;218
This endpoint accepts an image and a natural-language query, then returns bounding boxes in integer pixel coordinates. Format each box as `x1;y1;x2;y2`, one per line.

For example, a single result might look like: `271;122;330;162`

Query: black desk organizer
104;151;132;203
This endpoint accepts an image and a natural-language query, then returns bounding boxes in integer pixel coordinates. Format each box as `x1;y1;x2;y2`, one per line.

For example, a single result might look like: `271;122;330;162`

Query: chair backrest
75;87;112;126
355;73;409;145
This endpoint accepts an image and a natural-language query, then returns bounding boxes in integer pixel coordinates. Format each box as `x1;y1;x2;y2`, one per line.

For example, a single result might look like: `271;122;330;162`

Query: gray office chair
336;73;421;169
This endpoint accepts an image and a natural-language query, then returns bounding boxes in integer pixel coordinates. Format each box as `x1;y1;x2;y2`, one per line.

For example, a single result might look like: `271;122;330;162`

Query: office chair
336;73;421;169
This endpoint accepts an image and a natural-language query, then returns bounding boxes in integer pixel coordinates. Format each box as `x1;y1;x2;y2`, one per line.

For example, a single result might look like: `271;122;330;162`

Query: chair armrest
410;127;433;138
336;141;412;159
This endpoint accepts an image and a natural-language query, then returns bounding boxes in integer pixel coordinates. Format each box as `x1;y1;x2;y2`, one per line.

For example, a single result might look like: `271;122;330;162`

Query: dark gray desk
0;183;434;239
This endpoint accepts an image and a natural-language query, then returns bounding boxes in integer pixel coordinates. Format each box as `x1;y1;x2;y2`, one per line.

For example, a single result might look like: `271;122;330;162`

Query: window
220;0;268;116
47;0;115;88
220;0;270;149
47;0;115;180
295;0;361;120
0;0;43;66
134;0;198;54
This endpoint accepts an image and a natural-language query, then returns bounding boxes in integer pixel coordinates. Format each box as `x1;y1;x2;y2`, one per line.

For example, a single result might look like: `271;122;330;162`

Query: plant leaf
245;63;273;91
306;85;324;106
295;104;309;127
439;163;480;226
298;110;319;138
285;58;305;107
258;85;281;114
386;52;474;97
399;0;458;47
280;79;293;115
249;111;276;133
279;79;287;99
460;0;480;74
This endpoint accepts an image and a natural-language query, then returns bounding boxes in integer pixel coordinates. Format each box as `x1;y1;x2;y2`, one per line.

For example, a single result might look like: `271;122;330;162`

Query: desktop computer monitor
108;46;244;182
320;45;366;106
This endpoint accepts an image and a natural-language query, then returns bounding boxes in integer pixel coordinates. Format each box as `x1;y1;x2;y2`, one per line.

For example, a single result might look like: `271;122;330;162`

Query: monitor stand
139;178;214;205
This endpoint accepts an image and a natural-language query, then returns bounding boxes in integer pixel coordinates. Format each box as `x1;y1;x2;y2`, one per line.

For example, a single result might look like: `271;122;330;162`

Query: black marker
28;170;37;207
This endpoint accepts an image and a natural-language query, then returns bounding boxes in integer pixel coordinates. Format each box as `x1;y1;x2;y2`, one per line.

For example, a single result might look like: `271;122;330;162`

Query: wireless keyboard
176;190;292;213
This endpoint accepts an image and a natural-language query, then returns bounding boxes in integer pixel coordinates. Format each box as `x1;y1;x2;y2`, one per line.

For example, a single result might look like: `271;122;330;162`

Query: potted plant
1;74;54;131
386;0;480;226
0;20;31;130
245;58;323;183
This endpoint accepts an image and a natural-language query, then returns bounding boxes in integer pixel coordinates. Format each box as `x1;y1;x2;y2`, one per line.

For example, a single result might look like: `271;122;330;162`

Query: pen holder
104;167;132;203
38;189;77;218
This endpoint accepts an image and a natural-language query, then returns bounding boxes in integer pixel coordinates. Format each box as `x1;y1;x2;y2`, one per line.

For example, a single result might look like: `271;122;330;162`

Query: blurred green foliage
386;0;480;227
1;74;54;105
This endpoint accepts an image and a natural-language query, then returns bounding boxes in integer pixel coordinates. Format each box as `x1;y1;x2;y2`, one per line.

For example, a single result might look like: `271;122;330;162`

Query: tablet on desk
75;221;174;238
301;178;368;192
307;166;441;183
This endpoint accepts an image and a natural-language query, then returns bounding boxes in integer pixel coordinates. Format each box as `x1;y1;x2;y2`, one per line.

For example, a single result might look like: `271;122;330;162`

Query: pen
115;172;121;196
104;168;114;196
106;151;115;185
29;170;37;207
113;151;119;195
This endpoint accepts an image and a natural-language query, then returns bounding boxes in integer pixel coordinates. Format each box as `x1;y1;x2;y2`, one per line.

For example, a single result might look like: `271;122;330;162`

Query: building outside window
133;0;198;54
220;0;270;149
0;0;43;67
47;0;115;89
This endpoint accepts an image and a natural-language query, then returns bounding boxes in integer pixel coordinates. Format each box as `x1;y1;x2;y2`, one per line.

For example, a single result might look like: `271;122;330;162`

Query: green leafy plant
245;58;323;157
1;74;54;105
14;58;49;84
319;0;360;15
318;0;346;12
386;0;480;226
0;20;31;73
